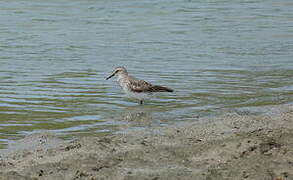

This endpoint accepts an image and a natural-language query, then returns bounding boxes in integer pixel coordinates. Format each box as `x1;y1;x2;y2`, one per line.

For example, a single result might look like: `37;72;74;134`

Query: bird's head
106;66;128;80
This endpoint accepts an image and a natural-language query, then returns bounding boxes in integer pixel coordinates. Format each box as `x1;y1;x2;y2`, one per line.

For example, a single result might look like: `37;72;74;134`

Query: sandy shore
0;104;293;180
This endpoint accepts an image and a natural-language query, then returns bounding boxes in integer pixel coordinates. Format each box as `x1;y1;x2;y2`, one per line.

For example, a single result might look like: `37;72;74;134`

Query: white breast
117;75;128;91
126;91;151;100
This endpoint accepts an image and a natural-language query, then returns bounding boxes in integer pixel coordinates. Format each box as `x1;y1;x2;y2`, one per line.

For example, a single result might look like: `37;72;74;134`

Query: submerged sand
0;105;292;180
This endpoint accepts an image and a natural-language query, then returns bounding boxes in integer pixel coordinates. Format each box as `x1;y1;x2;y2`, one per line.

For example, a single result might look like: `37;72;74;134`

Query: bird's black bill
106;73;115;80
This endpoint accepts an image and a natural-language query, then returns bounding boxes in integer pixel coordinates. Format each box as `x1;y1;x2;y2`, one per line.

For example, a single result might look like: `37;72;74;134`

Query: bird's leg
139;100;143;105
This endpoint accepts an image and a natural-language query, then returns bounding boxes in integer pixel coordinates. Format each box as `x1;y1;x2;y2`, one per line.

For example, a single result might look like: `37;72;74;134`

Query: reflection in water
120;106;159;128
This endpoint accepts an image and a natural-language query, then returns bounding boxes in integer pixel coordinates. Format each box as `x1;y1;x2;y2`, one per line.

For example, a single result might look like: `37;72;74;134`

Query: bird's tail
151;85;174;92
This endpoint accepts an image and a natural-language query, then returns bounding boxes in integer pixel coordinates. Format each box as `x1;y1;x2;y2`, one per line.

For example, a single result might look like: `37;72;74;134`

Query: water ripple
0;0;292;148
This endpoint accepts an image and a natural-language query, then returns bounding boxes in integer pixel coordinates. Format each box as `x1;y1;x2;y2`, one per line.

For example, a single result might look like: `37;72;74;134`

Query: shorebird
106;66;173;104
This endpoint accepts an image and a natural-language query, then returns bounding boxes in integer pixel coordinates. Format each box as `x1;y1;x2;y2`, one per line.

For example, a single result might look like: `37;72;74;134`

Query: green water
0;0;293;148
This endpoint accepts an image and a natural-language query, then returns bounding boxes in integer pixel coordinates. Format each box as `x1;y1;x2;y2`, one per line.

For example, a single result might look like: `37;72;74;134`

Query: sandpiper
106;66;173;104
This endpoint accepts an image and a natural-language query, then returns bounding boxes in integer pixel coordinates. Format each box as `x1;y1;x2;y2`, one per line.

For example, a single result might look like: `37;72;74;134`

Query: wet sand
0;105;293;180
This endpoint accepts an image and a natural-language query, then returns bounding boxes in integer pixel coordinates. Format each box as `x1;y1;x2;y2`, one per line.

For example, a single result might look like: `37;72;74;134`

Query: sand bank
1;105;292;180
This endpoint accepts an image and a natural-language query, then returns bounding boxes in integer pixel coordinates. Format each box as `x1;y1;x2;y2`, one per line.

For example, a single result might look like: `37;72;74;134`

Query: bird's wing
127;76;174;93
127;76;154;93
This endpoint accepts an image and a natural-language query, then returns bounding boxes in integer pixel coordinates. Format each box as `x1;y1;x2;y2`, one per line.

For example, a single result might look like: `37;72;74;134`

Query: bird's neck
117;73;128;82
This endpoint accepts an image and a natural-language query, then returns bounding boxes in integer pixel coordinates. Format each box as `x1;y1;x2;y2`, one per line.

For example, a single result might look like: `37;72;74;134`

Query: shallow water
0;0;293;148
